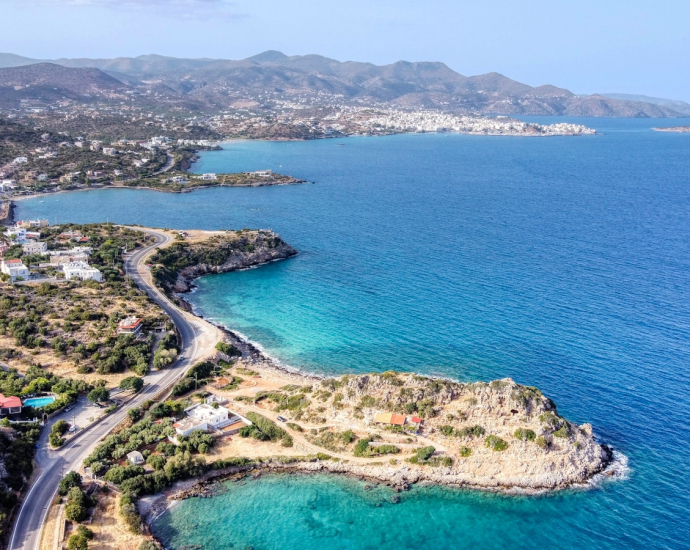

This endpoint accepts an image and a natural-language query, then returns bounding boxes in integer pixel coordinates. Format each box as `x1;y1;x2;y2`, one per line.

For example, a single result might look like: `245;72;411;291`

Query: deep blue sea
17;117;690;549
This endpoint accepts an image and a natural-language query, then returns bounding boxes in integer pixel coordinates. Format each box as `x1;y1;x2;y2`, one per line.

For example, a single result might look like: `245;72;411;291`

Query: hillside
0;63;128;107
0;52;684;117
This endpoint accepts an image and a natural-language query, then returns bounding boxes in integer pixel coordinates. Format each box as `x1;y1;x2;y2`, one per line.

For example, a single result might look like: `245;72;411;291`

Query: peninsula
2;224;616;550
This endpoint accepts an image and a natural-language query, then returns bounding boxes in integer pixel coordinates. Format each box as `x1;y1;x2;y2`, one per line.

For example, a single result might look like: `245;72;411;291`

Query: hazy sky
3;0;689;100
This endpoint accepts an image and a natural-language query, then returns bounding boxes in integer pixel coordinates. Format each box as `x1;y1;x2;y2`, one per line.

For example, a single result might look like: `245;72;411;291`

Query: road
8;227;213;550
153;152;175;175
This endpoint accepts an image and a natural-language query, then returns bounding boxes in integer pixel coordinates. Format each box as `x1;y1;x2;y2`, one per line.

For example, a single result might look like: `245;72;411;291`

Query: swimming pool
22;396;56;408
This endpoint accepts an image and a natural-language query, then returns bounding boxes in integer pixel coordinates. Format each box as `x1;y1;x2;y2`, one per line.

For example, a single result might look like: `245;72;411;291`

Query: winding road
8;227;218;550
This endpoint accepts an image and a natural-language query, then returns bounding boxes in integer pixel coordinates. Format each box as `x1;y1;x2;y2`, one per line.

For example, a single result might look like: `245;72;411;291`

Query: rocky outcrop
148;229;297;295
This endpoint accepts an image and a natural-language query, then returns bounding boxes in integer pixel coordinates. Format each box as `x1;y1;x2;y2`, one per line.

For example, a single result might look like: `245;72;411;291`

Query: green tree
88;386;110;403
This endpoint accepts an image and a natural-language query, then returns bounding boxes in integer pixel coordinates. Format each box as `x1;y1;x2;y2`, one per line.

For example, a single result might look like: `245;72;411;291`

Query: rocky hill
0;63;128;107
0;51;685;117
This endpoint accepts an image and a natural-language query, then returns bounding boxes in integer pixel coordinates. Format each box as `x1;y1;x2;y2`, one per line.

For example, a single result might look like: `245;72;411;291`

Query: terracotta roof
119;317;143;329
5;259;22;264
0;394;22;408
390;414;406;426
410;416;422;424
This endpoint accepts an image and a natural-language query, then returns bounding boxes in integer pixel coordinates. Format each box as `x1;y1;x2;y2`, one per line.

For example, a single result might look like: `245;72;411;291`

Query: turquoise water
22;396;55;408
16;117;690;548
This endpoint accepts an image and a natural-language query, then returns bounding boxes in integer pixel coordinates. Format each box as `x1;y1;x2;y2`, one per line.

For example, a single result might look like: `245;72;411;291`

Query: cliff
149;229;297;294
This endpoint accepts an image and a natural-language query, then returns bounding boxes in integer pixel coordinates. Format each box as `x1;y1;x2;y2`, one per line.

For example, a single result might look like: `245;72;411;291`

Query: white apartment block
63;261;102;282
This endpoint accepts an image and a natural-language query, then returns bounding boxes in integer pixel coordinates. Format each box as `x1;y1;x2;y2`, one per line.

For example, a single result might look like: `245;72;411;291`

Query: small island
652;126;690;132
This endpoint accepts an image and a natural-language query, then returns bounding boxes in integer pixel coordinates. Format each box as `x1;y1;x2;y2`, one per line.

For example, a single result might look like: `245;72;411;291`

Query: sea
16;117;690;549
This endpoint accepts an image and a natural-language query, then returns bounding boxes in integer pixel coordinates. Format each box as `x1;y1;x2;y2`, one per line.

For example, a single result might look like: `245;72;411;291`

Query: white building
199;173;217;181
1;259;30;282
102;147;117;156
173;404;238;437
22;241;47;255
126;451;145;465
17;219;49;228
63;261;102;282
5;227;27;241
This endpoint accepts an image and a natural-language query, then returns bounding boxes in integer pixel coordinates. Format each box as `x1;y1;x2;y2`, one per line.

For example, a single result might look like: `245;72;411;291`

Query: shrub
457;425;485;438
58;471;82;496
459;446;472;457
49;432;65;448
215;341;241;357
373;444;400;455
485;435;508;452
104;465;145;485
340;430;356;443
553;425;571;438
286;422;303;432
536;436;548;449
139;542;160;550
539;412;562;430
147;454;167;470
88;386;110;403
440;425;455;437
119;376;144;393
244;412;286;441
52;420;69;436
514;428;536;441
414;446;436;462
353;437;374;458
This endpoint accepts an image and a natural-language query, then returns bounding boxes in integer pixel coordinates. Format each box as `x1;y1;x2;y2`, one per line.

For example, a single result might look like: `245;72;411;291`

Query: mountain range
0;51;688;117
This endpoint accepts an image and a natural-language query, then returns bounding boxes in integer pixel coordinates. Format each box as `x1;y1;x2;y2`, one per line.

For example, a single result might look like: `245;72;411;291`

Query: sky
2;0;689;101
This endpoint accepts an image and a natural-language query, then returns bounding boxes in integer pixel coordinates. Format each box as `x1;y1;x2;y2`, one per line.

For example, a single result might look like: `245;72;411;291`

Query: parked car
277;416;287;422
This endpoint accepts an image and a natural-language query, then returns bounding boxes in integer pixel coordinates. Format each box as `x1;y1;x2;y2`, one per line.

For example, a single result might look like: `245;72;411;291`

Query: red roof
5;259;22;264
411;416;422;424
390;414;406;426
0;394;22;408
119;318;143;329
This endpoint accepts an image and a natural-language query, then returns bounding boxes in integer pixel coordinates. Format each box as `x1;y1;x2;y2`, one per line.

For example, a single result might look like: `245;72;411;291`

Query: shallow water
17;117;690;548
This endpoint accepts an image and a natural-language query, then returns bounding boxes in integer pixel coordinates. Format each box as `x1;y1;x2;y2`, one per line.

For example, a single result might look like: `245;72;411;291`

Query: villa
62;261;103;282
173;404;249;437
1;259;30;282
118;316;143;335
0;393;22;415
22;241;48;255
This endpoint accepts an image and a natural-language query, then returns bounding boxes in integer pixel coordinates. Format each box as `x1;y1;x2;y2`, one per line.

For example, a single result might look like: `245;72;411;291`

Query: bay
16;117;690;548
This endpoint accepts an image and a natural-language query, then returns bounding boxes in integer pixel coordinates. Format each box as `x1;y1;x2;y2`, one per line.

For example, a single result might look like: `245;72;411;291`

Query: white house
126;451;145;465
63;261;102;282
5;227;27;242
102;147;117;156
22;241;47;255
1;259;30;282
118;316;143;335
17;219;48;229
173;404;239;437
199;173;217;181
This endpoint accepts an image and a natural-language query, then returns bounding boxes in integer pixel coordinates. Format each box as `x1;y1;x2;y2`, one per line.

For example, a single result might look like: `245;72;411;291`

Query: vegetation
49;419;69;448
149;230;293;295
514;428;537;441
0;422;41;543
215;341;241;357
67;525;93;550
0;365;90;415
240;412;290;446
65;485;92;522
485;435;508;452
119;376;144;393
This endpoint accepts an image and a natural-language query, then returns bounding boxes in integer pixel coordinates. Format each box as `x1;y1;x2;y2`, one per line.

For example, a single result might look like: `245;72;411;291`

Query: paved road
8;228;203;550
153;152;175;175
